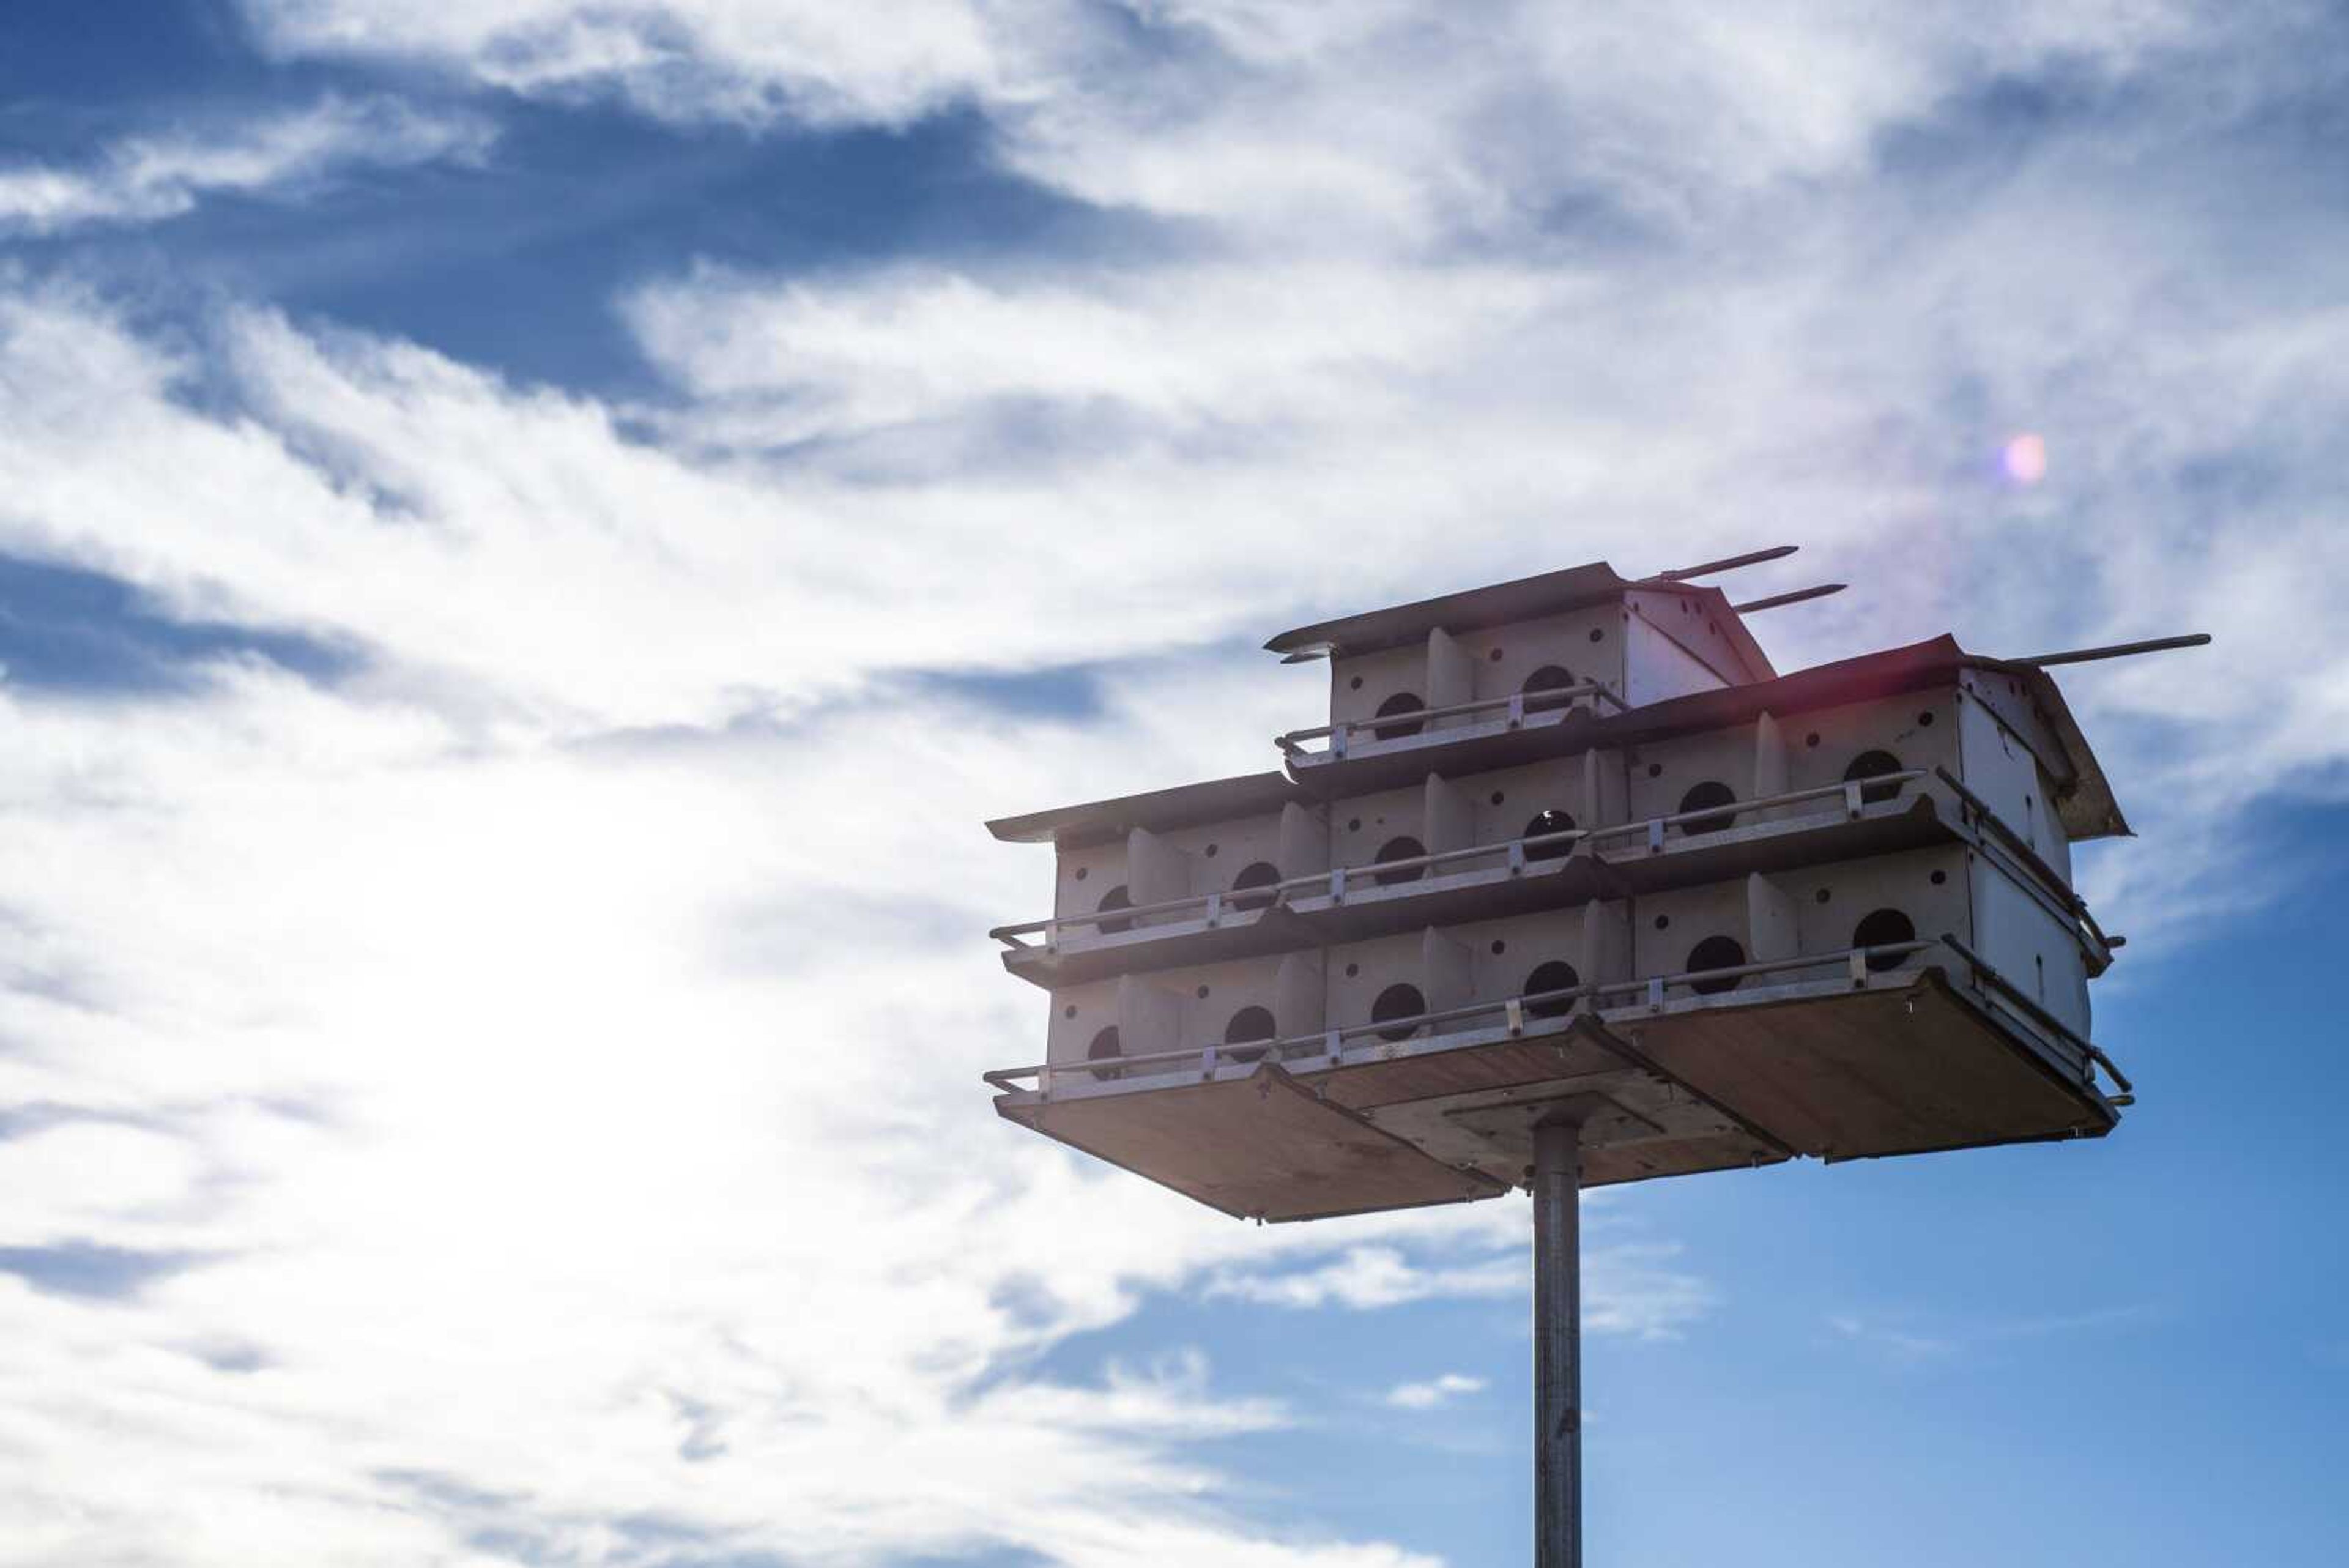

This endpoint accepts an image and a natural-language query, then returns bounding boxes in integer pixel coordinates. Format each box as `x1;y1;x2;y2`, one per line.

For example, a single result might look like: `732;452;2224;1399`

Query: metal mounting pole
1533;1115;1584;1568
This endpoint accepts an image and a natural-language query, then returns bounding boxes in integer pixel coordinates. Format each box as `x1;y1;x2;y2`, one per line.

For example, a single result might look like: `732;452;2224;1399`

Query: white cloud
6;68;2348;1539
0;641;1516;1566
612;138;2349;957
239;0;1023;128
986;1349;1290;1436
1386;1373;1486;1411
1208;1239;1714;1340
4;286;1525;732
237;1;2291;248
1830;1302;2158;1367
1210;1246;1523;1312
627;260;1551;439
2;147;2338;1568
0;97;492;236
0;288;1573;1547
1828;1313;1958;1364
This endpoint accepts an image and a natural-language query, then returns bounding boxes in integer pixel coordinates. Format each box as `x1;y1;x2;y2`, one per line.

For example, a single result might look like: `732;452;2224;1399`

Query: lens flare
2002;432;2048;485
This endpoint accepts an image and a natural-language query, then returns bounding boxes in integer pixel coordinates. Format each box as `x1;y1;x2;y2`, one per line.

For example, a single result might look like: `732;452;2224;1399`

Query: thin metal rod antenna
1532;1116;1584;1568
1646;544;1798;583
1732;582;1847;614
2011;633;2212;669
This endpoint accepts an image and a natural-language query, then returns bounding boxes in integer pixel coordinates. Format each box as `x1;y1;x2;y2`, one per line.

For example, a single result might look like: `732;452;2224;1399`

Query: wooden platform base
993;966;2118;1222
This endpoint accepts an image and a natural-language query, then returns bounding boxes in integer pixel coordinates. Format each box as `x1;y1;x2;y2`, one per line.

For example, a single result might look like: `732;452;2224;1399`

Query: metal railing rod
1732;583;1846;614
989;883;1238;940
993;771;1933;948
1929;765;2113;965
987;939;1936;1089
1646;544;1798;582
1277;680;1625;752
2012;633;2210;669
1578;771;1924;844
1272;828;1583;888
1931;768;2072;901
1938;931;2133;1096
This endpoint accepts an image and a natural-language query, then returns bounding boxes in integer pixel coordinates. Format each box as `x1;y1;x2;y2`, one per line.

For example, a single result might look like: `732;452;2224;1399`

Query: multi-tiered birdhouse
982;555;2138;1222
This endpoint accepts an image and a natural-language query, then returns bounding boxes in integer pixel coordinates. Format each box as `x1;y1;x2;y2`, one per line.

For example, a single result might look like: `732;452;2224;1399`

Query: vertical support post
1533;1115;1583;1568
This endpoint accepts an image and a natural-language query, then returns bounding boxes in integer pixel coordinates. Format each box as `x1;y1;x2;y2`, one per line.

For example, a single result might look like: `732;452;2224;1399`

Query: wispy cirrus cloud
1208;1246;1526;1313
1209;1239;1715;1341
1830;1303;2161;1365
626;260;1551;442
0;628;1517;1566
0;292;1539;1552
237;1;2297;247
1385;1373;1486;1411
0;95;493;236
237;0;1020;128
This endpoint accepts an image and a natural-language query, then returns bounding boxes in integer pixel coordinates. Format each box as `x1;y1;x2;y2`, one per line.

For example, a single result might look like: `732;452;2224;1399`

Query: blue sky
1;3;2345;1564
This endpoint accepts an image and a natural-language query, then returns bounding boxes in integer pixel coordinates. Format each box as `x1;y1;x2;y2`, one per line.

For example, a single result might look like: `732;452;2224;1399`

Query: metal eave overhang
1264;561;1778;682
1263;560;1641;659
1963;656;2131;841
1628;637;2126;837
988;640;2125;849
985;770;1312;848
1274;634;2126;838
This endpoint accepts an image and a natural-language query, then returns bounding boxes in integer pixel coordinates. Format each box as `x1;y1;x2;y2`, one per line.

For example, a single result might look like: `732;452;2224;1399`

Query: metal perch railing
985;937;1940;1095
991;770;1931;951
1275;680;1630;761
